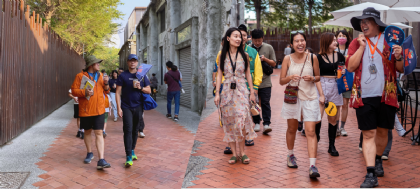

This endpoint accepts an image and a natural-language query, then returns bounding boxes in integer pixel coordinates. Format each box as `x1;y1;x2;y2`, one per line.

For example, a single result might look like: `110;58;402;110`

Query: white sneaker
359;147;362;152
139;132;145;138
114;117;117;122
341;128;348;136
381;155;388;160
254;124;261;132
263;125;272;134
396;128;406;137
336;128;341;136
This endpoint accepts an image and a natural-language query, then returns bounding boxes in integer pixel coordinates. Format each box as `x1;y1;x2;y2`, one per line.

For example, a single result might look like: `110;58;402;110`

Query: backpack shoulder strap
311;53;315;75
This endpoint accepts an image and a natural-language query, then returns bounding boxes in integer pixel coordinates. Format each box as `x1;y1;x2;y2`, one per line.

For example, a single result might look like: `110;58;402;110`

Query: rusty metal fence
0;0;84;145
259;27;353;62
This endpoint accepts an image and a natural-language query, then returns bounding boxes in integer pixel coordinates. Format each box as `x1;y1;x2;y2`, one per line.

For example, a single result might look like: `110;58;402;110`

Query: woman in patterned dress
214;28;257;164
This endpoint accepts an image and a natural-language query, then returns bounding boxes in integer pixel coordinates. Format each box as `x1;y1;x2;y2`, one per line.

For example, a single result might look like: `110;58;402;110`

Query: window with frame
160;9;166;33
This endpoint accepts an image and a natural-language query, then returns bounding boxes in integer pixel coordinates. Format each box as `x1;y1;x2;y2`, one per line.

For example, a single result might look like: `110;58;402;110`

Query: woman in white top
280;31;321;178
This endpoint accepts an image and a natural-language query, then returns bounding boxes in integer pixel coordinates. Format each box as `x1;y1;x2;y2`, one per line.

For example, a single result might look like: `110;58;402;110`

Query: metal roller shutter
179;47;192;108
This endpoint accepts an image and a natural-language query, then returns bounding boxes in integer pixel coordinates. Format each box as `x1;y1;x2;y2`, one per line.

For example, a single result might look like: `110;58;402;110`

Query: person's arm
280;55;300;85
116;86;123;118
262;46;277;67
140;77;151;94
393;45;404;73
348;34;366;72
71;74;87;98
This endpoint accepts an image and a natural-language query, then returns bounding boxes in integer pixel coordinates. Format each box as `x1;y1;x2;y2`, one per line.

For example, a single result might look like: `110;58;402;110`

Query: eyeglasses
360;19;372;25
291;30;304;34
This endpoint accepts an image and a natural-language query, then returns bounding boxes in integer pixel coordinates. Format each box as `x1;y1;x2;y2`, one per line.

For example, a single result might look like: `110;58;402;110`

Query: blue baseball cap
127;54;139;61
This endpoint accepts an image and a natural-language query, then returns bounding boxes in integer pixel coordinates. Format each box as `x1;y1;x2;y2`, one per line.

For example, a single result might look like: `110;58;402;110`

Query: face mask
337;37;347;45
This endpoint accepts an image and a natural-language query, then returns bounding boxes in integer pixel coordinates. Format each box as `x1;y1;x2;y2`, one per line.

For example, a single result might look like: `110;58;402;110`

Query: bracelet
396;56;403;61
313;76;316;82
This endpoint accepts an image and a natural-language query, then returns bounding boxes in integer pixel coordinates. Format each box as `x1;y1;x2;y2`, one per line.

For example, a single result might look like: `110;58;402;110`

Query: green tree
92;46;120;74
245;0;270;29
24;0;123;54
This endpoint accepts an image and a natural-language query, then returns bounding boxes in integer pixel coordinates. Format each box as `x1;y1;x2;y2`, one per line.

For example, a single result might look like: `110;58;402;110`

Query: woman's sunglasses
290;30;304;34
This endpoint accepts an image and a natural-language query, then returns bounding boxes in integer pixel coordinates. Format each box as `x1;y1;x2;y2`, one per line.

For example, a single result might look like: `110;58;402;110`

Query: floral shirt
346;38;399;108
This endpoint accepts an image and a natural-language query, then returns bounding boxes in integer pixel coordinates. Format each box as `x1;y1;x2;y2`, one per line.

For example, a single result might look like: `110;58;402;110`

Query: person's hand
289;74;301;82
118;108;123;118
112;84;116;89
260;55;265;61
136;82;142;90
319;95;325;104
73;97;79;104
109;109;112;117
357;34;367;48
85;88;93;97
213;81;216;87
302;75;314;82
103;75;109;84
250;93;256;104
214;95;220;107
393;45;403;60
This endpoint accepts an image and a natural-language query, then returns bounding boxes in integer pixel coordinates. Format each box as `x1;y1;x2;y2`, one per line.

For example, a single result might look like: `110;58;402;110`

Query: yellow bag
325;101;337;117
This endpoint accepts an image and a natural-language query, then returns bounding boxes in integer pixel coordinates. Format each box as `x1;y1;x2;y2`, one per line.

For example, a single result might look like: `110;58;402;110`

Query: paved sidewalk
188;69;420;188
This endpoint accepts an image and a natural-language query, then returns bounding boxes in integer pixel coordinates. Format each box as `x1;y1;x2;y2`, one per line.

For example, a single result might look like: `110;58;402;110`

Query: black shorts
74;104;79;118
80;114;105;131
355;97;397;130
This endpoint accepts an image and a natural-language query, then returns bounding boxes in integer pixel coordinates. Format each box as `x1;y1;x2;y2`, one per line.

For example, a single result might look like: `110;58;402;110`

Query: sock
309;158;316;167
376;154;382;160
367;166;376;176
288;150;294;156
340;121;346;129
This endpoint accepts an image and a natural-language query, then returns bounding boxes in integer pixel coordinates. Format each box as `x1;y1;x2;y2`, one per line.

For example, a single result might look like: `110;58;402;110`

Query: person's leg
362;129;377;167
375;127;389;158
228;142;237;164
327;108;340;156
259;88;272;129
94;130;105;159
316;103;325;142
167;92;174;116
359;132;363;150
382;129;392;158
286;119;299;151
238;130;250;163
131;106;141;152
84;129;93;153
174;91;180;116
305;122;318;159
110;93;118;118
122;108;134;157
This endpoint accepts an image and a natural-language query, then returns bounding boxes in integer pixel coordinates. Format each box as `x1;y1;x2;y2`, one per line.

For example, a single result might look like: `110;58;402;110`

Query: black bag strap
311;53;314;75
167;72;181;87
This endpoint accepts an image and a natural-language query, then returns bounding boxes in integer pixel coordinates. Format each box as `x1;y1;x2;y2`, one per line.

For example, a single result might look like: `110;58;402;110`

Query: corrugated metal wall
0;0;84;145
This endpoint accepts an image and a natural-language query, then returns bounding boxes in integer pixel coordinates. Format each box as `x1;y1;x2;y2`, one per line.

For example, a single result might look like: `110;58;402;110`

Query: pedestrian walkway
188;69;420;188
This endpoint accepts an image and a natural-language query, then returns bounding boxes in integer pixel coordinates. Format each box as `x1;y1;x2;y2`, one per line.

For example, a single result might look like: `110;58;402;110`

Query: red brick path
190;69;420;188
32;109;195;189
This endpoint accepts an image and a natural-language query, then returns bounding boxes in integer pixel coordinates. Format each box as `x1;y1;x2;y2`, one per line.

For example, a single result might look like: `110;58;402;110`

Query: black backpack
253;44;273;75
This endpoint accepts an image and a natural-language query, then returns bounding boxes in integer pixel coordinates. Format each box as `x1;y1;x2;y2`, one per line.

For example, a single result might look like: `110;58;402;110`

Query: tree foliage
93;46;120;74
247;0;353;31
24;0;123;54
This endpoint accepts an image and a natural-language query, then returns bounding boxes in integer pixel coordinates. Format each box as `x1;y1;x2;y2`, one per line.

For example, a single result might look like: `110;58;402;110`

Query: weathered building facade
135;0;245;113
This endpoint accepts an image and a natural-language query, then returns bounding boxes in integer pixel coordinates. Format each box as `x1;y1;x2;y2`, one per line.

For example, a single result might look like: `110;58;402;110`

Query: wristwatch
313;76;316;82
396;56;403;61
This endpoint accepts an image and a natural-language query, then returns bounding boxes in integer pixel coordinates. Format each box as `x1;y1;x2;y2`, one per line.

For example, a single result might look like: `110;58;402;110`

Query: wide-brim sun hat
85;55;103;68
350;7;388;32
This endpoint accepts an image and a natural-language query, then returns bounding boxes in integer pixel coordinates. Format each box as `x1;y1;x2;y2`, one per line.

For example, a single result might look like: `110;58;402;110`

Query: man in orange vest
71;55;111;170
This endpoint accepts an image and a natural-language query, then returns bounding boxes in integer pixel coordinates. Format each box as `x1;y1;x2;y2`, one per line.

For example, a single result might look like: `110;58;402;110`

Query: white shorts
281;98;321;122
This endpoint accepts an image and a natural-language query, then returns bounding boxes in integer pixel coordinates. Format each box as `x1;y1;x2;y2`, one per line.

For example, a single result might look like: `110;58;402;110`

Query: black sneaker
298;121;303;131
174;116;179;121
97;159;111;170
166;114;172;119
76;131;81;138
360;173;378;188
84;152;94;164
80;132;84;139
301;129;306;136
375;158;384;177
309;165;320;178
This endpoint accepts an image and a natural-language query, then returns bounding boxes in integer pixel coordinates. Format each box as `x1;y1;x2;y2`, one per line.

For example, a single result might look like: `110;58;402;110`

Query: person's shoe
341;128;348;136
254;124;261;132
396;127;406;137
103;131;107;139
375;158;384;177
80;132;84;139
328;144;339;156
381;155;388;160
76;131;81;138
336;128;341;136
309;165;320;178
360;172;378;188
359;147;363;152
84;152;94;164
301;129;306;136
132;150;138;161
287;154;298;168
139;132;145;138
174;116;179;122
166;114;172;119
223;147;232;154
298;121;303;132
125;156;133;168
114;117;117;122
97;159;111;170
263;125;272;134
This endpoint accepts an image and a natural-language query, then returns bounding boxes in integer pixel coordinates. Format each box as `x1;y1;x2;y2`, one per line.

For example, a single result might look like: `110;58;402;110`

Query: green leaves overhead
24;0;123;54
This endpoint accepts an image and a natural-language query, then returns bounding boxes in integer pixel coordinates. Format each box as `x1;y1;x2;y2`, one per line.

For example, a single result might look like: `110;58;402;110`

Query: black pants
253;87;272;125
122;106;143;157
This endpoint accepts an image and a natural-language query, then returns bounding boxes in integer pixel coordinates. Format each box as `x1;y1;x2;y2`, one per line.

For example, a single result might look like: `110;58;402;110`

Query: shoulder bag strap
168;72;181;87
297;53;309;86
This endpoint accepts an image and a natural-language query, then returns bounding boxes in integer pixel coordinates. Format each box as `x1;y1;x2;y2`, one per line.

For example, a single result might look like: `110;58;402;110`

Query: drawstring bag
336;69;354;94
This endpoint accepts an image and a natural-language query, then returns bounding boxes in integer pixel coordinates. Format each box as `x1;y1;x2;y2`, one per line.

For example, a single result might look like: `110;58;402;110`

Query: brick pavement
190;69;420;188
32;109;195;189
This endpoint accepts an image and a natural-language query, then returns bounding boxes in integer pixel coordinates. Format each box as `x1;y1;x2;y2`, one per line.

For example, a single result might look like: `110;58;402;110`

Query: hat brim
351;15;387;32
85;59;103;68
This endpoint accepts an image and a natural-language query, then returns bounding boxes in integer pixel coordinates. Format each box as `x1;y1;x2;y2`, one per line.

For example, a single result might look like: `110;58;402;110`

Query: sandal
228;156;237;164
241;155;250;164
245;140;254;146
224;147;232;154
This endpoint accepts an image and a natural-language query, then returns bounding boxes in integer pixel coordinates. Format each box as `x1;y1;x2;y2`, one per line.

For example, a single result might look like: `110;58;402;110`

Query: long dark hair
335;30;351;49
290;32;307;54
219;28;248;73
111;70;118;79
319;32;335;55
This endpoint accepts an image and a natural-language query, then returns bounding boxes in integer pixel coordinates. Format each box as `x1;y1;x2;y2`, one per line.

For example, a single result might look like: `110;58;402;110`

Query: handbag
284;54;308;104
140;77;158;110
336;69;354;94
250;102;261;116
261;60;274;75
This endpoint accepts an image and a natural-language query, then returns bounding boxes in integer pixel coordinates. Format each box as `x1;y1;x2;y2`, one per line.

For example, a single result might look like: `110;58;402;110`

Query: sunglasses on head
291;30;304;34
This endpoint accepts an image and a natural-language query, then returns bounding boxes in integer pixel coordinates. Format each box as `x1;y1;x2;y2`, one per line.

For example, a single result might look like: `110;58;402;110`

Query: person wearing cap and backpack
347;7;404;188
116;54;151;167
71;55;112;170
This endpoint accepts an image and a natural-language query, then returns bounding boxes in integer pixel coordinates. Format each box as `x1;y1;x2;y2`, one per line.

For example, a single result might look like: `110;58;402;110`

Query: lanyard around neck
228;50;239;76
88;72;98;82
366;33;382;60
